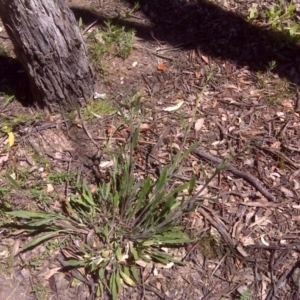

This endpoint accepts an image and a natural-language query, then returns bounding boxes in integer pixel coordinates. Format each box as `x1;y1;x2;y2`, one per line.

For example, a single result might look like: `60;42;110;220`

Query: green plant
1;112;44;132
78;17;83;29
81;98;116;120
220;287;251;300
47;171;77;185
117;2;140;19
247;6;258;21
248;2;300;43
268;60;277;71
266;2;296;27
31;281;48;300
0;43;10;56
236;287;251;300
89;20;136;65
3;126;223;300
2;88;224;299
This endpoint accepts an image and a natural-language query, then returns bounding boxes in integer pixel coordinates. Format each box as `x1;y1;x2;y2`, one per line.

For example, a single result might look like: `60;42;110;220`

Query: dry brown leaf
139;123;151;132
281;100;294;108
240;235;255;246
157;63;165;71
194;118;204;131
201;55;209;64
280;186;294;198
135;260;148;267
222;83;239;90
276;111;285;121
12;239;20;256
270;141;281;149
89;184;97;193
40;172;48;178
0;153;9;164
195;71;201;78
41;267;61;280
47;184;54;193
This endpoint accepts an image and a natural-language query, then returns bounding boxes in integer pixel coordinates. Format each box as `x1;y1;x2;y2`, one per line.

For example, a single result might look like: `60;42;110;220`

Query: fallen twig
192;148;277;202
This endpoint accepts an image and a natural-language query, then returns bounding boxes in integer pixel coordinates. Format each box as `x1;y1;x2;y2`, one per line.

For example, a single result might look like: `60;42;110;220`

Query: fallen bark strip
192;149;277;202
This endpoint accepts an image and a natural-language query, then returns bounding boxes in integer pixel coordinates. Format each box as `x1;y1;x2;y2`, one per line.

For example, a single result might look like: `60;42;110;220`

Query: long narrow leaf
6;174;21;189
19;232;60;252
7;211;55;219
110;272;118;300
120;269;135;286
64;259;86;267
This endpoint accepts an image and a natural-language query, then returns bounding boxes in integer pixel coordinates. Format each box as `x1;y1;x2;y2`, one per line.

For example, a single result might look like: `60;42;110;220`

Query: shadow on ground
0;54;28;108
72;0;300;85
1;0;299;105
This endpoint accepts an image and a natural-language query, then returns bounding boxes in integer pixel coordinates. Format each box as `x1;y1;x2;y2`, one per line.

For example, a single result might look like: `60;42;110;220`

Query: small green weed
248;1;300;44
0;43;9;56
81;98;116;120
236;287;252;300
220;286;251;300
88;20;136;70
117;2;140;19
0;93;15;107
31;281;48;300
47;171;77;185
1;112;44;132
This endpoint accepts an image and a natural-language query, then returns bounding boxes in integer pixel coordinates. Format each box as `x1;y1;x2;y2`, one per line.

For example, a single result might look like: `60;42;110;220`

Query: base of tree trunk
0;0;95;112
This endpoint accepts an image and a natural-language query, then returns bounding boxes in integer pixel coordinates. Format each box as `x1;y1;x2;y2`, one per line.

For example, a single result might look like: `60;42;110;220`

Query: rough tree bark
0;0;94;112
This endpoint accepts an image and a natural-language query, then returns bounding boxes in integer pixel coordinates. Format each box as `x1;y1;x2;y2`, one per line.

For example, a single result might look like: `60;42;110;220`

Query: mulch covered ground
1;0;300;299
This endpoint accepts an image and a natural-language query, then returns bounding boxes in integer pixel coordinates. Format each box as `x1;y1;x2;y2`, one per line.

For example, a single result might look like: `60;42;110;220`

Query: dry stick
198;205;237;250
192;149;277;202
77;108;98;147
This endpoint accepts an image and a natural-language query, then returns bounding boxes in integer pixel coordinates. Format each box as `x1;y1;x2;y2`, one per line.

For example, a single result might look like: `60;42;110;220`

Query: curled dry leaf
261;235;270;246
171;143;181;151
163;100;184;112
157;63;165;71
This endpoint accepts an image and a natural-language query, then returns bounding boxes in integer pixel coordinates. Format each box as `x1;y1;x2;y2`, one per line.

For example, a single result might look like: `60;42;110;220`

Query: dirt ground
1;0;300;299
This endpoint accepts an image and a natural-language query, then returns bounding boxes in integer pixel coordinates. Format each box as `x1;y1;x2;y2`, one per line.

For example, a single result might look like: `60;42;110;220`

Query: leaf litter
0;0;300;299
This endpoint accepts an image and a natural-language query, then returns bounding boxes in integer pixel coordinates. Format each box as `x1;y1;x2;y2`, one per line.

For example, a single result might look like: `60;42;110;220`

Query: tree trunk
0;0;94;112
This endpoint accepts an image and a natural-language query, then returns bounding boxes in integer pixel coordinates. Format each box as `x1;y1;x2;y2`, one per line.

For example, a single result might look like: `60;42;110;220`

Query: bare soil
1;0;300;299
